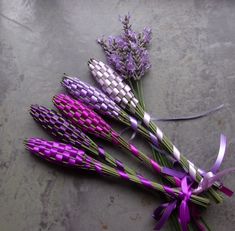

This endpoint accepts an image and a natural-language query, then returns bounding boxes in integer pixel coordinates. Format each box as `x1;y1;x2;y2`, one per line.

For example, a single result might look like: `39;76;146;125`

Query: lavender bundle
30;105;143;177
88;58;223;203
62;75;158;144
25;137;209;207
53;93;183;186
62;75;184;168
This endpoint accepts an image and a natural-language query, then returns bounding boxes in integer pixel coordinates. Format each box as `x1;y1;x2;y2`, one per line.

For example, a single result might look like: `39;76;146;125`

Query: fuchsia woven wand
30;105;181;187
53;94;185;186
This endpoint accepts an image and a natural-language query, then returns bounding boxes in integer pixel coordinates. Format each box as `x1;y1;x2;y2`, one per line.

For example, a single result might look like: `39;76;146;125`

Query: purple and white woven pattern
88;59;139;112
62;76;121;119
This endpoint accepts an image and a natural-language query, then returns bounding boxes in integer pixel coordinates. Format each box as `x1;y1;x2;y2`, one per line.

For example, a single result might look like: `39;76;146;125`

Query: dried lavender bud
62;75;121;119
88;59;139;112
97;14;151;80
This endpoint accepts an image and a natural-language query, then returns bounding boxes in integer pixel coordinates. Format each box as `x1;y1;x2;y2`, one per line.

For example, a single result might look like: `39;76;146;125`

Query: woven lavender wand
30;105;142;177
62;75;167;151
88;59;223;203
25;137;209;207
53;94;186;186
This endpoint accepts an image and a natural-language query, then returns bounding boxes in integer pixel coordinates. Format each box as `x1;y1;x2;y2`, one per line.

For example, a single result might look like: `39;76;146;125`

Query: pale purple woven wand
53;94;184;186
24;137;209;207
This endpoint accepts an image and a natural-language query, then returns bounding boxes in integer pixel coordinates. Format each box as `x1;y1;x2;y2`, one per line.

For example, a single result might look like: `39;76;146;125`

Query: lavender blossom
97;14;152;80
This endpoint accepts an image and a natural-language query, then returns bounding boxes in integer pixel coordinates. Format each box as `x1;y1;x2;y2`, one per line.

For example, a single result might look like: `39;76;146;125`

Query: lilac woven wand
25;137;209;207
62;75;168;150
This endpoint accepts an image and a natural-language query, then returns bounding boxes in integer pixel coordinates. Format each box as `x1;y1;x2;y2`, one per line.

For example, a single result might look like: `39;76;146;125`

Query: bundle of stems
53;93;184;186
30;104;146;178
24;137;209;207
88;58;223;203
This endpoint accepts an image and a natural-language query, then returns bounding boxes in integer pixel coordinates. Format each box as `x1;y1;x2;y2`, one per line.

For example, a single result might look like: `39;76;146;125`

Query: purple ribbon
118;116;139;141
98;146;106;159
178;177;192;231
153;177;192;231
193;134;235;195
154;134;235;231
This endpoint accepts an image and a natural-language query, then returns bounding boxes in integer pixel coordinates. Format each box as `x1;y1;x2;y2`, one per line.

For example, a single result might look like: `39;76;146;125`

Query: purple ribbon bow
153;177;192;231
153;134;235;230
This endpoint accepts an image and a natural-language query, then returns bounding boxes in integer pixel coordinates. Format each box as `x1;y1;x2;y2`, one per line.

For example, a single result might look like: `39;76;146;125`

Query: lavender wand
53;93;185;186
88;58;223;203
24;137;209;207
62;75;170;152
30;105;142;177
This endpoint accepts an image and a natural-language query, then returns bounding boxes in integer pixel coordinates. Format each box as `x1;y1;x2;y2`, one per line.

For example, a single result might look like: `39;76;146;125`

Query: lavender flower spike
62;75;121;119
97;14;151;80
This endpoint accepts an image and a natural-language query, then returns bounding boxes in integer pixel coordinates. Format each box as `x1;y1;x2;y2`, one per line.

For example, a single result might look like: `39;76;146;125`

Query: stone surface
0;0;235;230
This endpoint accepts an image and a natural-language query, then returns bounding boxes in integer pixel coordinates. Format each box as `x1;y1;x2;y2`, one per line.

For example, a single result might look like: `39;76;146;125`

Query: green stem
135;104;223;204
132;78;183;230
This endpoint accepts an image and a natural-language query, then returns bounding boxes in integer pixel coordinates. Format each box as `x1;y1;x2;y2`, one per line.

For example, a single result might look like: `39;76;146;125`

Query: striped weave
53;94;119;143
88;59;139;112
25;137;87;167
30;105;91;147
62;75;121;119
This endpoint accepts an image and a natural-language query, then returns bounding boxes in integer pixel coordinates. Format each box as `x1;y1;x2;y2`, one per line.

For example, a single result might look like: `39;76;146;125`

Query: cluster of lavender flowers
98;14;152;80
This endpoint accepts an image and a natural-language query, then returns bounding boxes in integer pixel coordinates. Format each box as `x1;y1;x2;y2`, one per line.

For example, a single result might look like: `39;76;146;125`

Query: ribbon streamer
153;177;192;231
193;134;235;195
153;104;224;122
123;104;224;142
154;134;235;231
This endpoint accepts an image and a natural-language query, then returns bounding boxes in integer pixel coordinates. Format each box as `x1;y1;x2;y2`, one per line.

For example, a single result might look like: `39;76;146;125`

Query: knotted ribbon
153;177;192;231
153;134;235;230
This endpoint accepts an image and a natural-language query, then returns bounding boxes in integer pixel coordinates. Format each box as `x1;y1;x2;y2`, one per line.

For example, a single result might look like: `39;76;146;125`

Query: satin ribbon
193;134;235;195
118;116;139;141
153;177;192;231
153;133;234;196
152;104;224;122
153;134;235;230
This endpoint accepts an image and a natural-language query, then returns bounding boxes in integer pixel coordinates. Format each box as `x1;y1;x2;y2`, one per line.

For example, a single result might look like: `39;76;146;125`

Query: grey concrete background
0;0;235;230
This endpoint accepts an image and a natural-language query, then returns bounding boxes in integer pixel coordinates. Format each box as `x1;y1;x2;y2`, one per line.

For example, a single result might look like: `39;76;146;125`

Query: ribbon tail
153;201;177;230
208;167;235;187
162;167;186;179
211;134;226;173
152;104;224;122
179;200;190;231
219;185;234;197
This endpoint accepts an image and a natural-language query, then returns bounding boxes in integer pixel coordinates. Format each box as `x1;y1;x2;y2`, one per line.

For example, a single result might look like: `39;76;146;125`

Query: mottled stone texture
0;0;235;230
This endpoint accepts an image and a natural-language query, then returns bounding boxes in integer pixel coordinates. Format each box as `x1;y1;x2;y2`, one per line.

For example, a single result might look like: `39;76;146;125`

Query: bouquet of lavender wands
25;14;235;231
